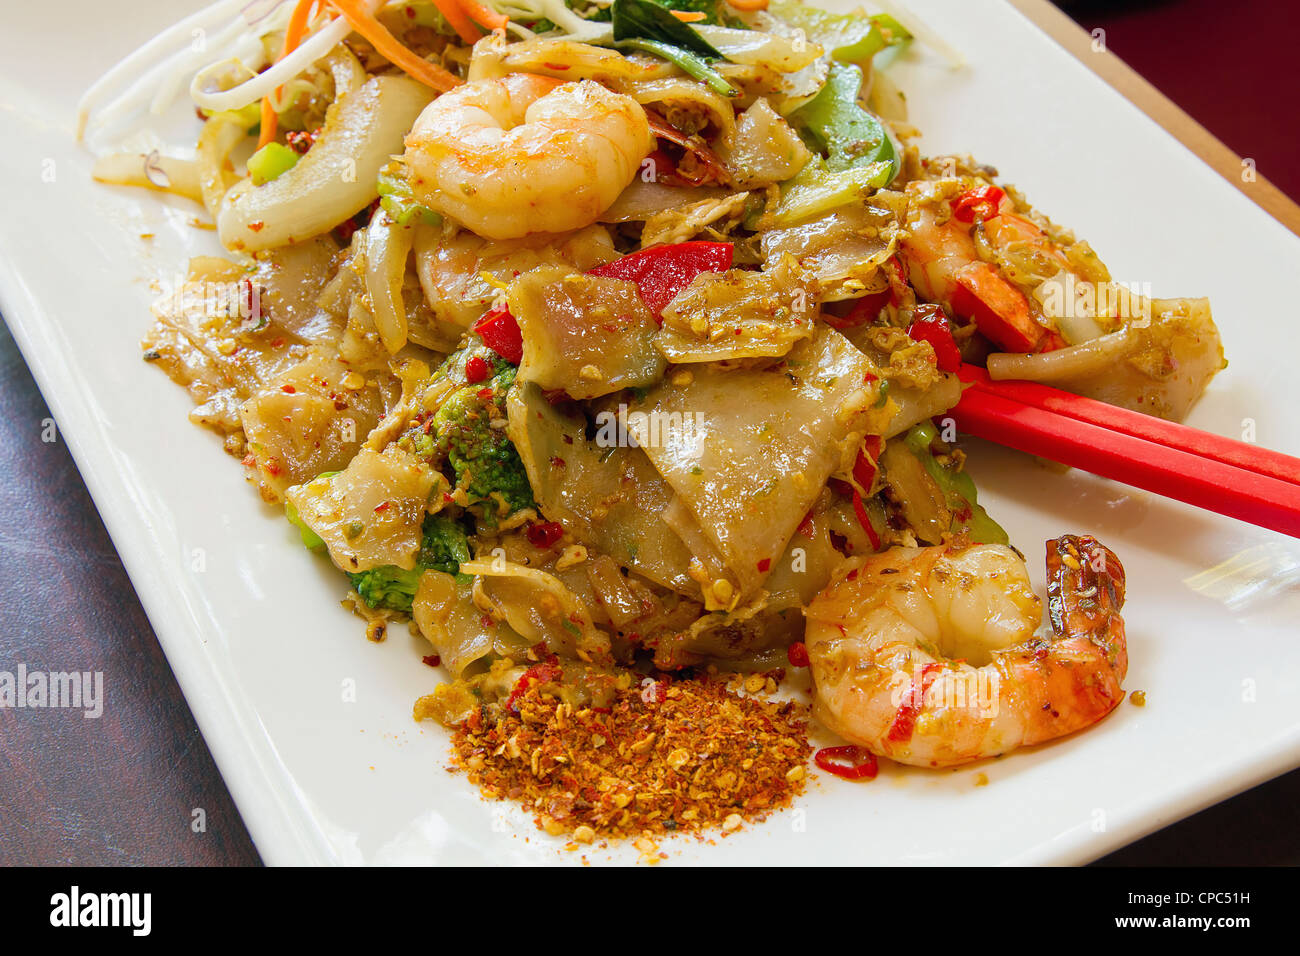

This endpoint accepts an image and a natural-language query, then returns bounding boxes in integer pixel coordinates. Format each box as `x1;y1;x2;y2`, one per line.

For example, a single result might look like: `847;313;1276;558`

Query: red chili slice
851;488;882;552
906;306;962;373
472;305;524;365
787;642;810;668
886;662;944;742
852;435;884;490
525;520;565;549
814;745;878;780
951;185;1006;224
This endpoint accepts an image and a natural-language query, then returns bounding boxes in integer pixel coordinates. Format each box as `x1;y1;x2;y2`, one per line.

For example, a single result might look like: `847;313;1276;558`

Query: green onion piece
903;423;1009;545
771;158;892;227
285;500;325;551
377;166;442;227
248;142;300;186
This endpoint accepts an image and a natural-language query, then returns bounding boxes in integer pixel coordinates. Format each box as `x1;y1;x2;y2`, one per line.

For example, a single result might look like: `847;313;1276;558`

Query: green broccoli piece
349;514;474;613
403;340;536;525
418;514;473;581
349;564;423;615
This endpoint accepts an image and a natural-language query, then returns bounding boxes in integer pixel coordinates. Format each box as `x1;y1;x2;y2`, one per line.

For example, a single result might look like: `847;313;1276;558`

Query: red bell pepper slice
906;305;962;373
472;304;524;365
949;262;1045;354
588;241;733;319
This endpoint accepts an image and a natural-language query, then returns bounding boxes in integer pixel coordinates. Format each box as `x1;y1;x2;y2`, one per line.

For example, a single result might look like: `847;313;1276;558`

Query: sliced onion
92;152;204;203
364;210;415;353
196;107;258;216
695;25;823;71
600;178;727;223
217;75;435;252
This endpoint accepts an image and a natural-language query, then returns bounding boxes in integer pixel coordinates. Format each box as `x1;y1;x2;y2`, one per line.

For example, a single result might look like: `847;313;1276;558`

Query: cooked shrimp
900;180;1070;354
402;74;654;240
804;535;1127;768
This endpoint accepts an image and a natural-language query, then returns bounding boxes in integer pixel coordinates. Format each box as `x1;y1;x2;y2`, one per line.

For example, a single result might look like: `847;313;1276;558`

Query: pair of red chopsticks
948;364;1300;538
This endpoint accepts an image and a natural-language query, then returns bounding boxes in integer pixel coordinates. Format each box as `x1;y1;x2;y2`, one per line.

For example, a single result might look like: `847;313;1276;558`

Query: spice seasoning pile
451;674;812;845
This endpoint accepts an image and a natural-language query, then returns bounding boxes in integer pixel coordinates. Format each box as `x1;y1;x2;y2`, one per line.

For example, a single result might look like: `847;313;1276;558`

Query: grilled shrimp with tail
804;535;1127;768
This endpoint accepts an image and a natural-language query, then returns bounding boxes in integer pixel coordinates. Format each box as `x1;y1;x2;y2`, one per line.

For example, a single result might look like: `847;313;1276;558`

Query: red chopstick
949;364;1300;538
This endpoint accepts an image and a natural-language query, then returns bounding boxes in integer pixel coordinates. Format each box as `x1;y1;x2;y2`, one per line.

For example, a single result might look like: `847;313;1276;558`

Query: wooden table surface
3;1;1299;866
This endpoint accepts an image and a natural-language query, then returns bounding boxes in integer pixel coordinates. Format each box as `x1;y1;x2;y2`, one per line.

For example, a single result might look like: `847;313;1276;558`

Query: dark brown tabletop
2;0;1298;868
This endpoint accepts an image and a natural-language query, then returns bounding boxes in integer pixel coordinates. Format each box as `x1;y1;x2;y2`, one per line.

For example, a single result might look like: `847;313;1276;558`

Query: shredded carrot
670;10;707;21
432;0;482;45
457;0;509;32
726;0;769;10
258;0;322;148
328;0;463;91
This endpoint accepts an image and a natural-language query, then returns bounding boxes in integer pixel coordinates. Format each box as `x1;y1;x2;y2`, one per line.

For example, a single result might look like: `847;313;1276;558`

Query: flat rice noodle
469;34;675;85
250;237;345;346
240;351;395;502
414;225;617;330
759;201;898;300
882;373;963;438
506;382;698;594
625;325;889;598
459;559;610;664
718;97;812;189
143;255;313;435
986;297;1225;421
656;254;817;363
623;77;737;148
285;444;441;573
511;266;665;400
761;501;844;611
600;179;729;224
413;571;530;678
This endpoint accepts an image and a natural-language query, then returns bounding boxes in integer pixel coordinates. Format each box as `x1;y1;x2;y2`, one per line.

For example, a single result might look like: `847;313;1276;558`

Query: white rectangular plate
3;0;1298;865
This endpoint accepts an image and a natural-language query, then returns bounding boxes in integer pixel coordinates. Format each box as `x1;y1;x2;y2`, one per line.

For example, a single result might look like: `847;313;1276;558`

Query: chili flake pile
450;675;812;844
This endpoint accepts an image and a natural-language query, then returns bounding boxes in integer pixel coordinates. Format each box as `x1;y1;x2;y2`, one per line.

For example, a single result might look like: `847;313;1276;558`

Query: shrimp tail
1046;534;1126;641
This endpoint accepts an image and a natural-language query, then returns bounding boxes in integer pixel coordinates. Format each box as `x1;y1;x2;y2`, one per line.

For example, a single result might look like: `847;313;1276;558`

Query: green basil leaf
611;0;722;59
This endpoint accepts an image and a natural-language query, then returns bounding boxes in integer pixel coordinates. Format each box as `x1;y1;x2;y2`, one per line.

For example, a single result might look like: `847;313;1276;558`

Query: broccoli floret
349;514;474;613
418;514;473;581
349;564;423;614
403;340;536;525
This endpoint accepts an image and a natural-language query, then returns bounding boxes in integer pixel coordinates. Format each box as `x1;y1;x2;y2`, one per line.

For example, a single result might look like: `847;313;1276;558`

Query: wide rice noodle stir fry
85;0;1225;839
